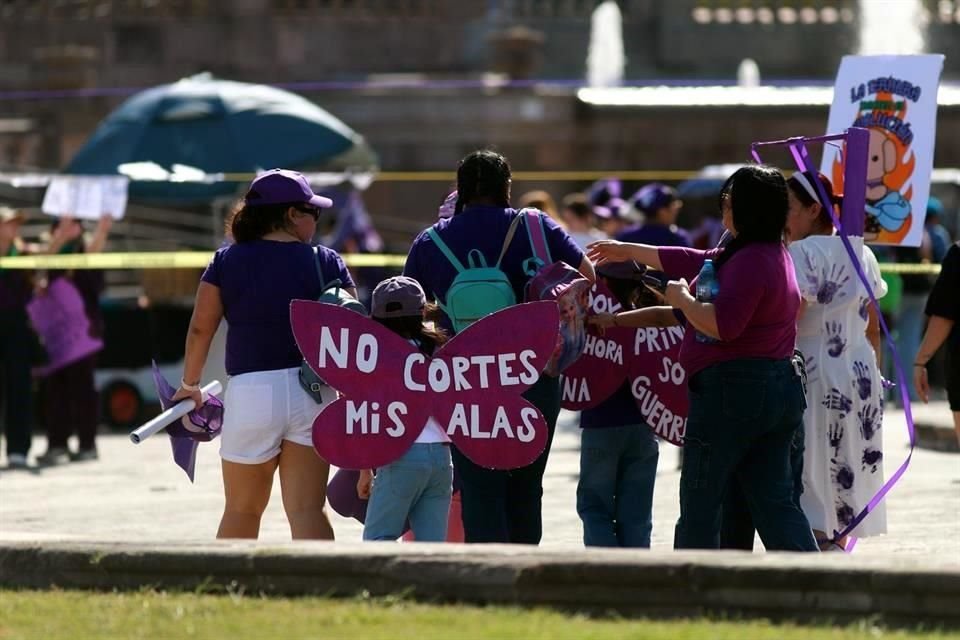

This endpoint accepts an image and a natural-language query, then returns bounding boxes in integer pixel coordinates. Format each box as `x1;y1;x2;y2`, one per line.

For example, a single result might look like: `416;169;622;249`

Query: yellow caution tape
876;262;942;275
0;252;406;270
216;170;700;183
0;251;939;274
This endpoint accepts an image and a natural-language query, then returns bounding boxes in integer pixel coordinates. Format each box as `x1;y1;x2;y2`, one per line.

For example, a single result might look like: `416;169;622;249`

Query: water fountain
586;0;625;88
857;0;927;54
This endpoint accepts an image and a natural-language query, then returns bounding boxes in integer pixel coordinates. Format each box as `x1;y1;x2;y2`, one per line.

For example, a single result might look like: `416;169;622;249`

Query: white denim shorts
220;367;336;464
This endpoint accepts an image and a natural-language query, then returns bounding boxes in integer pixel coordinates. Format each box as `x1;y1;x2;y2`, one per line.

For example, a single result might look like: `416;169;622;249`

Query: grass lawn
0;589;957;640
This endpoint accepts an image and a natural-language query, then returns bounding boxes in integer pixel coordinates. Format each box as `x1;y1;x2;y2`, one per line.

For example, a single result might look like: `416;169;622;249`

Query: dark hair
454;150;511;214
714;165;789;270
787;171;842;232
227;194;298;243
562;193;591;221
602;275;658;311
373;302;449;356
49;217;86;253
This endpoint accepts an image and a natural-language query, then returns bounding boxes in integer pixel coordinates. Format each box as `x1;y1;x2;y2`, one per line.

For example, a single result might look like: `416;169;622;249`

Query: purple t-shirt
580;382;646;429
659;243;800;378
617;223;691;248
403;205;584;331
201;240;355;376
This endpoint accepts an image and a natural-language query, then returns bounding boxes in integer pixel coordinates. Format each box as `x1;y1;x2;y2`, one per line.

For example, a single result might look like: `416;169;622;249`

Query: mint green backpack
427;212;525;333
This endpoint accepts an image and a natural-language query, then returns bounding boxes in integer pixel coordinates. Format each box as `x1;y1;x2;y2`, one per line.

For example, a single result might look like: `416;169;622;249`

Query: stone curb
2;542;959;627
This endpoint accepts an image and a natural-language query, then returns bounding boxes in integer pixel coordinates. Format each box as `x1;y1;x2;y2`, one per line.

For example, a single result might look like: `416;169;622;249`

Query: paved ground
1;402;957;557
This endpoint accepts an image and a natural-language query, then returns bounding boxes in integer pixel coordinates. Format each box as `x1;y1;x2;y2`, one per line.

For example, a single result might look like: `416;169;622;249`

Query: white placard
41;176;129;220
822;54;944;247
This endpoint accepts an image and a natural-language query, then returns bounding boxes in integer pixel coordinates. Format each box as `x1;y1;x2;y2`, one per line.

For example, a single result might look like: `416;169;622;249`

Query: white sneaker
36;448;70;466
6;453;28;469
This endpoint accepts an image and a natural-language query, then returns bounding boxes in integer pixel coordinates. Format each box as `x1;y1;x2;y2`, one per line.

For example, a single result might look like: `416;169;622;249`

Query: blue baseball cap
244;169;333;209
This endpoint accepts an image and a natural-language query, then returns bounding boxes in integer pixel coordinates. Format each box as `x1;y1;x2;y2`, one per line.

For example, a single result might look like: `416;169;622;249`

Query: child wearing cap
357;276;454;542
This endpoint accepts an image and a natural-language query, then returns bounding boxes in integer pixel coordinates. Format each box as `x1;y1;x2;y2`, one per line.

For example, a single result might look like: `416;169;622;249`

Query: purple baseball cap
371;276;426;319
244;169;333;209
592;197;628;220
632;183;677;216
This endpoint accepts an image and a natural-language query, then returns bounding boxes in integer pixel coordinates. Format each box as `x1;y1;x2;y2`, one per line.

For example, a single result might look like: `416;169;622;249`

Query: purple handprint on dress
858;404;880;441
862;448;883;473
828;422;844;458
825;321;847;358
852;360;872;401
832;459;855;490
822;387;853;417
815;264;851;304
858;297;870;321
836;500;855;527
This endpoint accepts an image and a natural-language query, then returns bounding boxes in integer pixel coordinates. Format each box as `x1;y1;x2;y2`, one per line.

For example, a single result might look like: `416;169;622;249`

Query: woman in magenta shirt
588;165;818;551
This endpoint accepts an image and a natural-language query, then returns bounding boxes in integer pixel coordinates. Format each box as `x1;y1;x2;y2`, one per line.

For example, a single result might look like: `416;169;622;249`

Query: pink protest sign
560;281;688;446
27;278;103;377
626;325;688;446
560;281;632;410
291;300;559;470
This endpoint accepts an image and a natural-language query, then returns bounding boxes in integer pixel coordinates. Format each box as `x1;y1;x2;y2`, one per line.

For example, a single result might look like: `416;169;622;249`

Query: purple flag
151;362;223;482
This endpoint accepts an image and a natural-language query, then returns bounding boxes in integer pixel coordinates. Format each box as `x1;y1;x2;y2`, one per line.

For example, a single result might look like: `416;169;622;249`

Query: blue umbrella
65;73;377;203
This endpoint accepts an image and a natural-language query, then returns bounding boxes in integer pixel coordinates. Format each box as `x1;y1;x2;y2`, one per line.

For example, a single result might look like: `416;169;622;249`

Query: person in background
618;183;691;248
587;178;631;238
321;185;384;307
914;241;960;444
924;197;951;264
357;276;453;542
404;149;594;544
893;223;935;403
519;190;564;229
36;214;112;465
575;261;659;548
174;169;352;540
560;193;606;249
0;206;35;469
587;165;818;551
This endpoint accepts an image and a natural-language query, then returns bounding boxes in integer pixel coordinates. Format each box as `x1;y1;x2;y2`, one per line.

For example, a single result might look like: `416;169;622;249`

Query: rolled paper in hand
129;381;222;444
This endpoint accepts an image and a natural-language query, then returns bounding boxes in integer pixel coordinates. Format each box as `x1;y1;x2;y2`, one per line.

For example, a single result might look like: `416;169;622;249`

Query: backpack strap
312;246;327;292
521;208;553;275
524;208;553;264
427;227;466;273
494;213;525;269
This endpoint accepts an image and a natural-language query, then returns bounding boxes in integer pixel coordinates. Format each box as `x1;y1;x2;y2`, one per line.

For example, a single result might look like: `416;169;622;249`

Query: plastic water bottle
695;259;720;344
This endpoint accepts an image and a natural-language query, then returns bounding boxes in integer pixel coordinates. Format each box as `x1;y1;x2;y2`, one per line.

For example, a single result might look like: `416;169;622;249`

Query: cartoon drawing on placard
823;55;943;247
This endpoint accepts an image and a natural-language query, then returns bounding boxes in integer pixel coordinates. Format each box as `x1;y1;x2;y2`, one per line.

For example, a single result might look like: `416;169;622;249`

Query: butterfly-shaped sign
560;280;689;446
291;301;560;470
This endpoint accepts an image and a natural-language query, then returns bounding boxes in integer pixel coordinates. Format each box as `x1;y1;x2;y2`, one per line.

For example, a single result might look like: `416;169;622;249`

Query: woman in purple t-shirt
173;169;356;541
588;166;818;551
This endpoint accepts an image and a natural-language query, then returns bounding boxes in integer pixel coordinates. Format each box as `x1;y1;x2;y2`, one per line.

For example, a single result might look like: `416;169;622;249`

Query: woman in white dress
786;171;887;550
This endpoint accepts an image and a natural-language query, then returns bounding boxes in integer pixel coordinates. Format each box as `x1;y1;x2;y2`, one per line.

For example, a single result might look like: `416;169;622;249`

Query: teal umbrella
65;73;377;203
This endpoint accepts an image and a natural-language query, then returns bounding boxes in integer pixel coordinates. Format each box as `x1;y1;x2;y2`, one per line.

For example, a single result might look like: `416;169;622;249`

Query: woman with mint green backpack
404;150;594;544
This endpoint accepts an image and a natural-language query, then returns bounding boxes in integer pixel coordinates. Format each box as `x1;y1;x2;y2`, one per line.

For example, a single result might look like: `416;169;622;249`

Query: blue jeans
363;443;453;542
577;425;659;548
675;359;818;552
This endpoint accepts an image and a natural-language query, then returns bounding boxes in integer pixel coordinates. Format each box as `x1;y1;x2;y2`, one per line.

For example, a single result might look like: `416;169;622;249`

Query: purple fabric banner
27;278;103;377
151;362;223;482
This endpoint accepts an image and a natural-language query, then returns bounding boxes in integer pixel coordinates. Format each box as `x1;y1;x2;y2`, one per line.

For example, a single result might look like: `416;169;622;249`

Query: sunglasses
294;204;322;221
